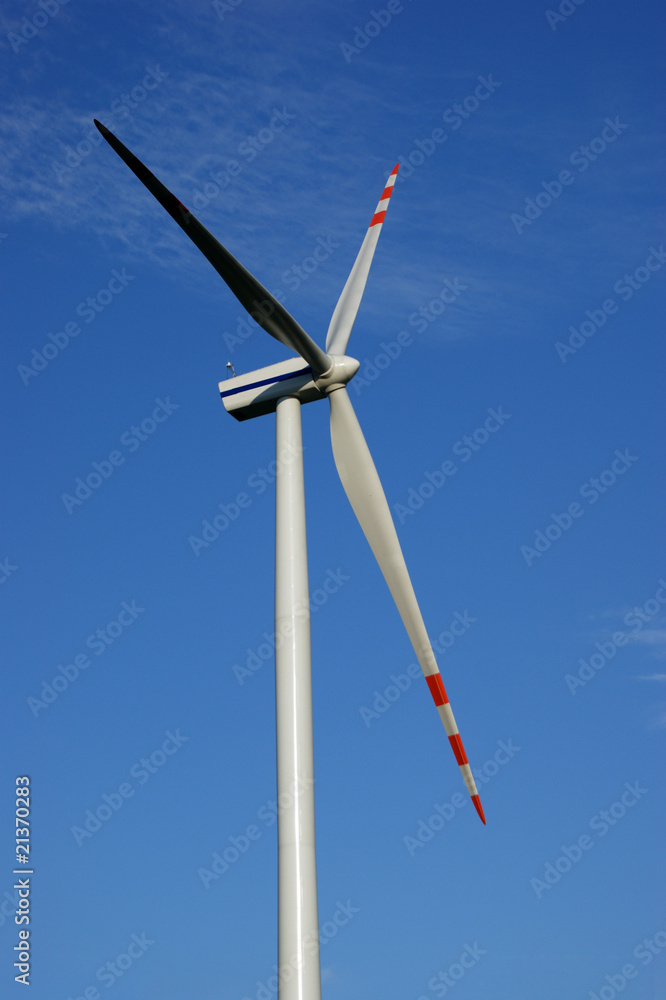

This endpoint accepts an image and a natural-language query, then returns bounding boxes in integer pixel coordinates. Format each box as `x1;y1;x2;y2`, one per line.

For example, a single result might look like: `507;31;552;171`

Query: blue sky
1;0;664;997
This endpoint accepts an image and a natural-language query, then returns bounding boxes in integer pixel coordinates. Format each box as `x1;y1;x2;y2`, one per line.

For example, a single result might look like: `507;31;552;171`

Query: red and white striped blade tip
368;164;399;227
425;676;486;824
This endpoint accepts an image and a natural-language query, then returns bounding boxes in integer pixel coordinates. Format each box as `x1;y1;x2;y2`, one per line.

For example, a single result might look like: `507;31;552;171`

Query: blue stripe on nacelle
220;365;314;399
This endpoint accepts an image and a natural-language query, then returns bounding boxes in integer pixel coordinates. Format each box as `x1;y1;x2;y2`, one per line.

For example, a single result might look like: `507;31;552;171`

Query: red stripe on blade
369;210;387;227
379;185;394;201
426;673;449;706
472;795;486;824
448;733;468;766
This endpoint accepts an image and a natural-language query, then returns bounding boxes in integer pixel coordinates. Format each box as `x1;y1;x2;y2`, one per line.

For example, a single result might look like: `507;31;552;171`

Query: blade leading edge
94;120;331;375
325;165;399;357
328;385;485;823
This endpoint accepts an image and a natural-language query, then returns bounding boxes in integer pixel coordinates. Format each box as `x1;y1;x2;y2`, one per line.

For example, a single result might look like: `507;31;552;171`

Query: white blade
325;165;399;357
327;386;485;823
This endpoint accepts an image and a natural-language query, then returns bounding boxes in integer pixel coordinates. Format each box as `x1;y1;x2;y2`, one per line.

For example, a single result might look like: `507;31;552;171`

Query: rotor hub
314;355;360;393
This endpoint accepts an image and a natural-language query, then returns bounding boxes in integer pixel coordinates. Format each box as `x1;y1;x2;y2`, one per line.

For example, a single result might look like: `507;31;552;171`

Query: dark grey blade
94;120;331;375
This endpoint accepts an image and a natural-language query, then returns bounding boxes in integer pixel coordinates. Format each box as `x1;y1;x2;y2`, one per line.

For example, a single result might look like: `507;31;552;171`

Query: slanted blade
94;120;331;375
327;385;485;823
325;165;399;357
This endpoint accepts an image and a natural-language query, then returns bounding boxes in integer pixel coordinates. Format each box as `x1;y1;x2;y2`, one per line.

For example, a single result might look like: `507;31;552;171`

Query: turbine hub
315;355;360;393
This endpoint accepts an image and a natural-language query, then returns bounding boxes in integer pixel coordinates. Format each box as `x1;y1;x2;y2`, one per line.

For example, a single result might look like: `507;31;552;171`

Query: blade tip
472;794;486;825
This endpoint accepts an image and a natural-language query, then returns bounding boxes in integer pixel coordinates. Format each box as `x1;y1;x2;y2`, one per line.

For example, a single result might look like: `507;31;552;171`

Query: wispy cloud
636;660;666;732
2;1;663;354
632;630;666;653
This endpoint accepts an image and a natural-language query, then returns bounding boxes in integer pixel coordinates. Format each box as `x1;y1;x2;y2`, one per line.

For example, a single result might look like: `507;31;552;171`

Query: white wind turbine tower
95;119;486;1000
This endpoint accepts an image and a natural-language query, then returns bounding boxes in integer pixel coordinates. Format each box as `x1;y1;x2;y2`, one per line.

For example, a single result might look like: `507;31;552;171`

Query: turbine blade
325;165;399;356
328;386;485;823
93;120;331;375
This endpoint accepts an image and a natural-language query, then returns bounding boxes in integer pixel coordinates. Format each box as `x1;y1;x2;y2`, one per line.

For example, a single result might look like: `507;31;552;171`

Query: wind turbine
94;119;485;1000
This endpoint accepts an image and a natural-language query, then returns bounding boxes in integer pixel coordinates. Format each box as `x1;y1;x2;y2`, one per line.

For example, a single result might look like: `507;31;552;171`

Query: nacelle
219;355;359;421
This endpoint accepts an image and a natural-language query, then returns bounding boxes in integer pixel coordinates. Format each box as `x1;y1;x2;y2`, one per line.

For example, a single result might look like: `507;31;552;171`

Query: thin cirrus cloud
631;630;666;657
